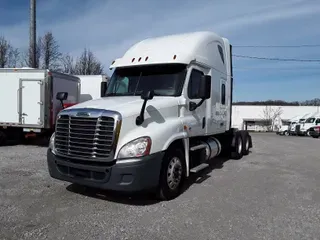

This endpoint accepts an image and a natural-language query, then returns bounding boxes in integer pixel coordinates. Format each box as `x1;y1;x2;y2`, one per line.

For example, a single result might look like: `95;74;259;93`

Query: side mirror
101;81;108;97
141;90;154;100
56;92;68;101
198;75;211;99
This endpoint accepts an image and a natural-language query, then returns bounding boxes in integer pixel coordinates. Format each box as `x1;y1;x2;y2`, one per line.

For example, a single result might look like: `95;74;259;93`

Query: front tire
158;147;186;201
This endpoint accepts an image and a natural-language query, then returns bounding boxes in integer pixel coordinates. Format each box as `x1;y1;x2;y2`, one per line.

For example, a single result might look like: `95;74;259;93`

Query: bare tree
60;54;75;74
0;37;11;67
73;48;104;75
40;32;62;70
261;106;283;131
7;47;20;68
0;37;21;68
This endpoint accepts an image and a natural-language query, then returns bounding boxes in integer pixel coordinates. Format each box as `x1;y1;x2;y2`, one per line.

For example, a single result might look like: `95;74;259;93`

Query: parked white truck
0;68;80;145
288;113;310;135
47;31;253;200
299;113;320;136
292;113;314;136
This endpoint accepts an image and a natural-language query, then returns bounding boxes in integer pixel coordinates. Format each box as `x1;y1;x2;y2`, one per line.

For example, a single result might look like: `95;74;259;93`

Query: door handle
17;88;20;115
22;113;28;116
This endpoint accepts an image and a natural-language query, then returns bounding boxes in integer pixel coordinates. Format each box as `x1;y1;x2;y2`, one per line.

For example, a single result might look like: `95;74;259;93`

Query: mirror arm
136;99;148;125
189;98;205;111
59;100;65;109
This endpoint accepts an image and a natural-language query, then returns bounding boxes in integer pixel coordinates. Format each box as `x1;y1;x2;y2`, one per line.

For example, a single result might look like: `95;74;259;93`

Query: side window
218;45;225;64
221;83;226;105
188;69;204;99
316;118;320;124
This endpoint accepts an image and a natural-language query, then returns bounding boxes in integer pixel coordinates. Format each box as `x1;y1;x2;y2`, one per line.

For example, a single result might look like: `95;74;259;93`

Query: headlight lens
49;132;56;153
117;137;151;159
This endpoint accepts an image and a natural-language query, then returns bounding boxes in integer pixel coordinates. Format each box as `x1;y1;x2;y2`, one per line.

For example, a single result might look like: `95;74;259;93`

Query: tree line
233;99;320;106
0;31;104;75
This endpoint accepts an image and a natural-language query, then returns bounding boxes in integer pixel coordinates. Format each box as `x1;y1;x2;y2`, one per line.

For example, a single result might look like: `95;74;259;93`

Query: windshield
105;64;187;97
305;118;315;123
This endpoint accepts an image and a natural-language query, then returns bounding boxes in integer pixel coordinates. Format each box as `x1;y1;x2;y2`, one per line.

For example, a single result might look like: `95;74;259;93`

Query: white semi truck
0;68;80;145
291;113;314;136
47;31;253;200
299;113;320;136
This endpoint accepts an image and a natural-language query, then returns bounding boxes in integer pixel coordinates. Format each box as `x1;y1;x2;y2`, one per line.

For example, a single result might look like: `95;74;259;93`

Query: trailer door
20;79;42;125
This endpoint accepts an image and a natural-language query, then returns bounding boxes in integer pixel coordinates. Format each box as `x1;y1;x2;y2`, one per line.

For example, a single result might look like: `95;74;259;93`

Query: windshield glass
105;64;187;97
305;118;315;123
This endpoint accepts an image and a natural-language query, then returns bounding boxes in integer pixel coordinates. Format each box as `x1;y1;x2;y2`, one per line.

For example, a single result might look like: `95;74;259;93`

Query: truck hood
68;96;184;118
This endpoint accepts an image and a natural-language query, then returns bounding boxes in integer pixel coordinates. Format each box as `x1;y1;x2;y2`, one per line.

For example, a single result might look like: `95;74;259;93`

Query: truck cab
47;31;252;200
300;115;320;136
294;113;315;136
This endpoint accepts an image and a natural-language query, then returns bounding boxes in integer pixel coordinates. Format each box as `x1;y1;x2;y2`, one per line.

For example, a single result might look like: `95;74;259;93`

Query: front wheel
158;147;186;201
312;135;319;139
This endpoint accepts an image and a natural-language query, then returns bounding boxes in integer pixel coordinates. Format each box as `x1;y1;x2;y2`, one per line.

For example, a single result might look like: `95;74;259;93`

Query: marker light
173;55;177;60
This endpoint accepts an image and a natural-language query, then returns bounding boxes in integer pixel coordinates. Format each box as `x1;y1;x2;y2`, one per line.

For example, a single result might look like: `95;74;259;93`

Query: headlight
117;137;151;159
49;132;56;154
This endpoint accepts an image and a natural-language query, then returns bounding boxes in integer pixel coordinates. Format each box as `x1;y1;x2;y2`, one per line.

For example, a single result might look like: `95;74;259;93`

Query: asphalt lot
0;133;320;240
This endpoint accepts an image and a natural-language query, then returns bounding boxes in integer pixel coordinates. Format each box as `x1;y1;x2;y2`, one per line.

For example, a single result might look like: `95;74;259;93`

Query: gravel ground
0;133;320;240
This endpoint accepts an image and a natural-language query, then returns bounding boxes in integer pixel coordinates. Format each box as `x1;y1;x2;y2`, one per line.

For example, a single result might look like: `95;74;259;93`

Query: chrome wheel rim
167;157;182;190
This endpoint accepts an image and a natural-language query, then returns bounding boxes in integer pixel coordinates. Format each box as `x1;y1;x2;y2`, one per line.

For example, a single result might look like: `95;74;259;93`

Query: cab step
190;163;209;173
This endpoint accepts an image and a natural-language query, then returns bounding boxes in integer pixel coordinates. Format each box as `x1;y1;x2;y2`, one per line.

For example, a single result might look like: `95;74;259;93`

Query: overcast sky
1;0;320;101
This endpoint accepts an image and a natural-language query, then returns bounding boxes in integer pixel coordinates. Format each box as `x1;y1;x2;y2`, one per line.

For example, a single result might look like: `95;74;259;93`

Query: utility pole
29;0;36;68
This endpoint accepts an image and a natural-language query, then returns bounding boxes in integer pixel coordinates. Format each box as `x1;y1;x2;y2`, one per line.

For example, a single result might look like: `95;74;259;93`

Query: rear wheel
231;133;243;160
158;147;186;201
0;130;7;146
242;134;250;156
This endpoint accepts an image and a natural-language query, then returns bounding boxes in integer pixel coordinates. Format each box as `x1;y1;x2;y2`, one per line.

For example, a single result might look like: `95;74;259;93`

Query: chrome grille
55;115;115;159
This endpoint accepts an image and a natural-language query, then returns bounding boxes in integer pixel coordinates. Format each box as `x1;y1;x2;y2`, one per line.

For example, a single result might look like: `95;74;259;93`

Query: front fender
115;116;186;157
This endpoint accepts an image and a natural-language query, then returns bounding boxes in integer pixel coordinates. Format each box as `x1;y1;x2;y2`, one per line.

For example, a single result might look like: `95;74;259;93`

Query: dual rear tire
231;132;250;160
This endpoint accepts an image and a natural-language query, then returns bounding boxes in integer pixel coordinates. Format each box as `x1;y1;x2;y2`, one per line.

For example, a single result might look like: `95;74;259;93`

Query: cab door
183;67;207;137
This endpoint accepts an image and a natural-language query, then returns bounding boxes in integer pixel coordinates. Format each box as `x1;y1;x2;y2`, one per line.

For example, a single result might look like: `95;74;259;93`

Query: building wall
231;105;320;131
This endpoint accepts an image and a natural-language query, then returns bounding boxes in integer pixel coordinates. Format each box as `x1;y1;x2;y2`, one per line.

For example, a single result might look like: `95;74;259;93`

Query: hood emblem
76;112;90;117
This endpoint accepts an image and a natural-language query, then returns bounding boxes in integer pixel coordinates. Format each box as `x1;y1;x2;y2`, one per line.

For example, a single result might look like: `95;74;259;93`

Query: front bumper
47;150;165;192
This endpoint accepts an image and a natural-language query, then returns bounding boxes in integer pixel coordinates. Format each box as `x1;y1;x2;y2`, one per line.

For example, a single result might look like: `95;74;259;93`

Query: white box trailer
75;75;108;102
0;68;80;144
